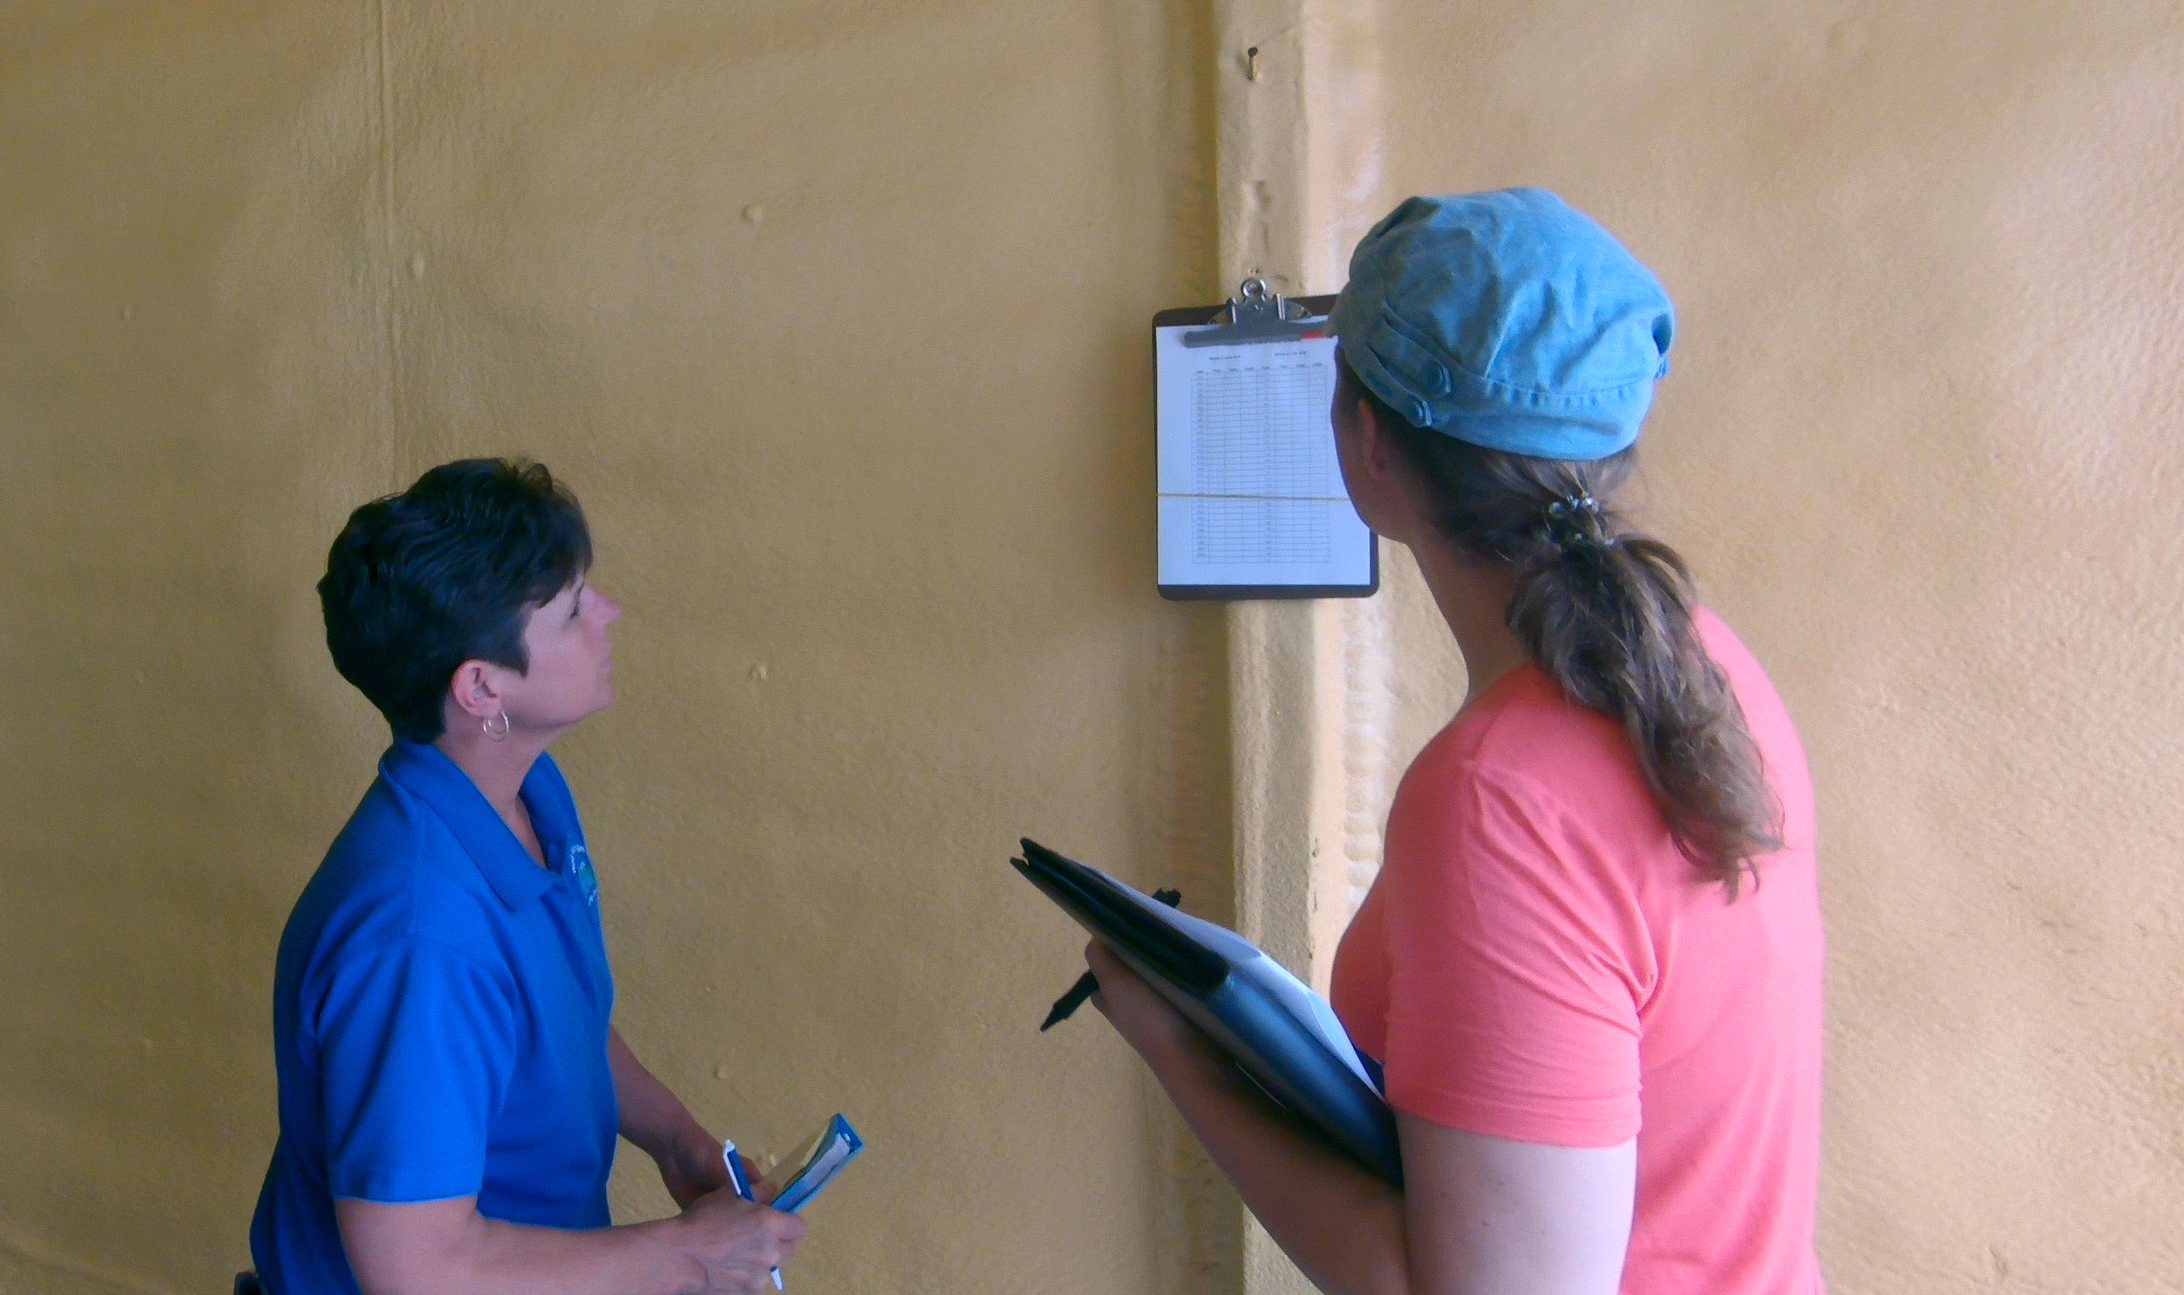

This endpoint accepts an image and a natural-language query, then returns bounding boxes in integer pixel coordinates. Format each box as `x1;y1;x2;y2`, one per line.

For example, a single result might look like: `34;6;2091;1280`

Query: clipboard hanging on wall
1154;278;1378;601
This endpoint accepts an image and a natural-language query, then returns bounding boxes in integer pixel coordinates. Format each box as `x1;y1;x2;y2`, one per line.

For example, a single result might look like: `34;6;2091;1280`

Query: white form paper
1155;323;1374;591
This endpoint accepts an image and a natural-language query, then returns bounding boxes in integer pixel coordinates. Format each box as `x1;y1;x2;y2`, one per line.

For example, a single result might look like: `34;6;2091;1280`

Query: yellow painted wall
0;4;1240;1291
9;3;2181;1293
1363;1;2184;1289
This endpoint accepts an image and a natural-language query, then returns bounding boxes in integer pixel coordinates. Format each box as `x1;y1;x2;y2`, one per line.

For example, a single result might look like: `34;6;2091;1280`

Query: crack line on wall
373;0;402;488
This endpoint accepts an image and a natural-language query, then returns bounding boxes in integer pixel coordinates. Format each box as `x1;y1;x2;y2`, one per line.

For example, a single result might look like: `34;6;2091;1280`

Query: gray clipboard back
1152;281;1378;602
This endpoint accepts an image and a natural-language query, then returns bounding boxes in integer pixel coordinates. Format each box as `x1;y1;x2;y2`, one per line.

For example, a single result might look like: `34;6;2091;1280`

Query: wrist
642;1116;715;1167
1141;1027;1230;1081
630;1217;708;1295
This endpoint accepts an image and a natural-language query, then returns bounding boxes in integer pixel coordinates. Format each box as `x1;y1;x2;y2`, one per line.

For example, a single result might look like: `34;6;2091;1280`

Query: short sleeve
1378;764;1650;1147
310;938;516;1202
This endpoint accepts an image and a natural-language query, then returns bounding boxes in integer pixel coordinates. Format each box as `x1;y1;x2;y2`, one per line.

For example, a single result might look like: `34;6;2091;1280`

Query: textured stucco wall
1365;1;2184;1289
0;4;1238;1292
9;5;2180;1294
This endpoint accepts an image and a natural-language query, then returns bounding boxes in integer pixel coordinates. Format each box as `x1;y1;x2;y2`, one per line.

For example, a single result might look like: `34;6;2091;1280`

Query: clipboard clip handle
1230;276;1309;325
1183;276;1324;347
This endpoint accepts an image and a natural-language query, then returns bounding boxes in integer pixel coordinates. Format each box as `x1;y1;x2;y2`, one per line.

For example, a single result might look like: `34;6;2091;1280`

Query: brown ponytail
1340;358;1782;896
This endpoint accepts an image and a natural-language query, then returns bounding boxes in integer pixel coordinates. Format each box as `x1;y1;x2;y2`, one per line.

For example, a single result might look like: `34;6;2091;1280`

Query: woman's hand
667;1189;807;1293
656;1130;735;1210
1084;940;1223;1066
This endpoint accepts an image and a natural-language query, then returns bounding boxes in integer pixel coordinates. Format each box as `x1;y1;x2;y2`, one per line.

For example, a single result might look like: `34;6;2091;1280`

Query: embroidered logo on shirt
569;843;599;908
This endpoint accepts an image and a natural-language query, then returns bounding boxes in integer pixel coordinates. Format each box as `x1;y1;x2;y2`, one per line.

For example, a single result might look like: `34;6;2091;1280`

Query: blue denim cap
1330;188;1674;461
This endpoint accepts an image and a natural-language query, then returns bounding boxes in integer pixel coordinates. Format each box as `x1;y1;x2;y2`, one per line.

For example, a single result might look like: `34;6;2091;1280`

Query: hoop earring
483;710;510;742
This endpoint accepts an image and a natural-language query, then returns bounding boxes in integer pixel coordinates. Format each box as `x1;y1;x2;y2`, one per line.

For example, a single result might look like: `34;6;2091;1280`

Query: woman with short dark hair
1088;191;1826;1294
249;460;802;1295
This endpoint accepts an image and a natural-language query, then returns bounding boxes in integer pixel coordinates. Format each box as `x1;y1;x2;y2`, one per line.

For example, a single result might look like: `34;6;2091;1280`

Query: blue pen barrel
721;1142;784;1291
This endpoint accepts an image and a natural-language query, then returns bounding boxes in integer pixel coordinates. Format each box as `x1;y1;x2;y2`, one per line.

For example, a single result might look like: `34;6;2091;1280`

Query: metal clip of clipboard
1181;277;1326;346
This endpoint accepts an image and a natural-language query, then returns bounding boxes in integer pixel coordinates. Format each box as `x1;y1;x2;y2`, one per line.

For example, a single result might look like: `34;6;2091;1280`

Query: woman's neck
434;725;550;822
1408;540;1529;709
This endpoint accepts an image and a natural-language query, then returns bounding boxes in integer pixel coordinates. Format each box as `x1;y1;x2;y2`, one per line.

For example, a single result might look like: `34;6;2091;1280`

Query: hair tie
1545;492;1601;521
1544;493;1615;551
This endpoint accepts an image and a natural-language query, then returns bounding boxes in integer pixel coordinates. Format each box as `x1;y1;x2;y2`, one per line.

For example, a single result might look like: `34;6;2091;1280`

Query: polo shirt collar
380;740;563;909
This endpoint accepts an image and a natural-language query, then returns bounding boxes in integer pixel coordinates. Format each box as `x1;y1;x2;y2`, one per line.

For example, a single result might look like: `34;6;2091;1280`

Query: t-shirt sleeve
1378;762;1650;1148
310;937;516;1202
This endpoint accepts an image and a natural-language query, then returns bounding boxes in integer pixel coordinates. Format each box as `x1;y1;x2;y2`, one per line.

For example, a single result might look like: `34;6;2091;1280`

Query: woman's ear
1353;396;1396;479
1342;395;1422;544
444;660;505;723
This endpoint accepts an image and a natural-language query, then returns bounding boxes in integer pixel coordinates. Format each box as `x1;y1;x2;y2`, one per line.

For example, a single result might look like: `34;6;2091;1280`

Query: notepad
757;1113;863;1215
1153;299;1377;599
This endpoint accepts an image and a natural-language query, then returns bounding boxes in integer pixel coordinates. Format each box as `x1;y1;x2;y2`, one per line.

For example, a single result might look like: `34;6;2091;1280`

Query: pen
722;1139;784;1291
1040;887;1182;1030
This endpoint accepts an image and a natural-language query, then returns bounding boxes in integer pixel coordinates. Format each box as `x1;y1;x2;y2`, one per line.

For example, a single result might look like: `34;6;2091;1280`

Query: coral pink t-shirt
1330;610;1825;1294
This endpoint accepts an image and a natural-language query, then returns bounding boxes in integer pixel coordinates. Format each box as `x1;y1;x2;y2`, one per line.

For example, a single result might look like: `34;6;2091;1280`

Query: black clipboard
1012;838;1403;1186
1153;280;1379;602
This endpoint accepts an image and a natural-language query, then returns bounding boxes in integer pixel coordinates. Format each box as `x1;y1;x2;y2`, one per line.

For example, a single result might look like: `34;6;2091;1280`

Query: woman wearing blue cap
247;460;804;1294
1089;190;1825;1294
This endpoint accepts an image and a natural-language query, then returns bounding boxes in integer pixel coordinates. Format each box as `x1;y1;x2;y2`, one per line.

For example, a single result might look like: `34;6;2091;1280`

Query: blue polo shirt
250;742;619;1295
